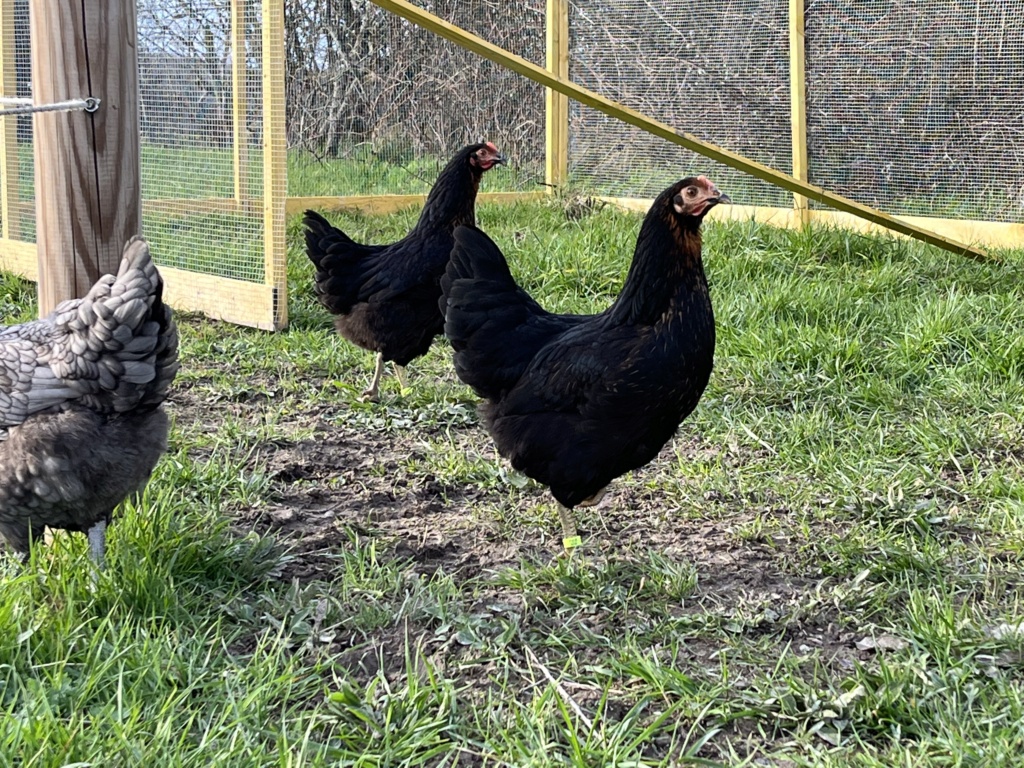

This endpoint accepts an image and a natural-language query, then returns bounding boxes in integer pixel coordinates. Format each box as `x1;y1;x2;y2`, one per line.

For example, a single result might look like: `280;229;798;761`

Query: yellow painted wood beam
370;0;989;261
261;0;287;329
545;0;569;191
161;266;280;331
286;191;544;217
0;238;280;331
230;0;249;204
0;236;34;276
600;198;1024;252
789;0;809;224
143;197;241;215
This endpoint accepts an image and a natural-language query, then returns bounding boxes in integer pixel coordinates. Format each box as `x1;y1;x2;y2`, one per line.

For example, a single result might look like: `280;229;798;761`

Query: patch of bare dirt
235;426;798;597
238;428;519;582
172;365;820;604
165;357;878;764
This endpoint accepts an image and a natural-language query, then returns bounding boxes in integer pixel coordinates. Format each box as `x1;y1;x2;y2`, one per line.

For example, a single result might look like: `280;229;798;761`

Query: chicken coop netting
567;0;793;208
138;0;272;282
0;0;284;328
285;0;547;196
2;0;1022;328
805;0;1024;222
566;0;1023;222
0;0;33;244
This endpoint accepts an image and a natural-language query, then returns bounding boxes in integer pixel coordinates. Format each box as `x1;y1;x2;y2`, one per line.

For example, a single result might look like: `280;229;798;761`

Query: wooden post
231;0;249;206
262;0;287;329
789;0;810;225
544;0;568;192
29;0;141;316
0;0;19;240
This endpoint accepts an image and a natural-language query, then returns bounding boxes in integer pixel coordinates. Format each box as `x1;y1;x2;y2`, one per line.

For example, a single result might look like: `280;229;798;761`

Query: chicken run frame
0;0;1021;331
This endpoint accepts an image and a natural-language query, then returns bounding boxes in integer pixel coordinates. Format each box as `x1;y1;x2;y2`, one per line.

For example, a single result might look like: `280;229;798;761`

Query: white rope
0;97;100;117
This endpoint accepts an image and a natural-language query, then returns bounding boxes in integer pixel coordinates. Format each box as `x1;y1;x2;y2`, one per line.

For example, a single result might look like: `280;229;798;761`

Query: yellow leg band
562;535;583;550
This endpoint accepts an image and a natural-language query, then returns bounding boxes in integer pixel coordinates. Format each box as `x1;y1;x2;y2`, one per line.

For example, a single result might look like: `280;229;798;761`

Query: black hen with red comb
440;176;729;551
305;142;506;401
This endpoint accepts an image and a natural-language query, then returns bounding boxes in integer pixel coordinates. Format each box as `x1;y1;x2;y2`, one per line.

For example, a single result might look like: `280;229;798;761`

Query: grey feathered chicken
0;237;179;567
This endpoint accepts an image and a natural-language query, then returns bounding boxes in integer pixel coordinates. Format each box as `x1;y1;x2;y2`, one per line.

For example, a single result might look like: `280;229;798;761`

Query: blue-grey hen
0;237;179;567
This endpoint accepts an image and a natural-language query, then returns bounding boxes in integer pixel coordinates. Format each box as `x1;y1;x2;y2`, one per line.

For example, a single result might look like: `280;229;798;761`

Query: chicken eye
685;186;698;197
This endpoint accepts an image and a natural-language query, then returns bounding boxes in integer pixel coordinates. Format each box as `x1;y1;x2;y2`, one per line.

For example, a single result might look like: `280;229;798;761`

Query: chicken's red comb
484;141;499;152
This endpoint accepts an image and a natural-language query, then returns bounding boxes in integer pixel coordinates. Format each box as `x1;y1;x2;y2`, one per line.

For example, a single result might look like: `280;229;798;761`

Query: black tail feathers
303;210;361;268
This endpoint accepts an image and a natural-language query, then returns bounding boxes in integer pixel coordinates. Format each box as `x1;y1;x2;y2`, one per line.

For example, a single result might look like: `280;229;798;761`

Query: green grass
1;198;1023;766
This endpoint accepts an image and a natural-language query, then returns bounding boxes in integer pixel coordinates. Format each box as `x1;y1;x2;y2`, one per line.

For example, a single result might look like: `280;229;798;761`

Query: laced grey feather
0;236;179;433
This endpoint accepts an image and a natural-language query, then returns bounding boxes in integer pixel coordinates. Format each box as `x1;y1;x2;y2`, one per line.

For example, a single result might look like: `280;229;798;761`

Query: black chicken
0;237;179;567
440;176;729;551
304;142;506;401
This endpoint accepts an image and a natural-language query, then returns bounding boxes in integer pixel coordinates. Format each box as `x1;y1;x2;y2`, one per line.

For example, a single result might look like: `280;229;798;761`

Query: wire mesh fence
138;0;267;283
1;1;1021;329
0;0;284;329
567;0;793;207
565;0;1022;223
805;0;1024;222
284;0;546;197
0;0;34;244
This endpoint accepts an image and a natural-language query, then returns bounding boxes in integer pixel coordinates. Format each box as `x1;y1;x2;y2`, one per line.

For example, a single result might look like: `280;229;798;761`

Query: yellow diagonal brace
370;0;989;261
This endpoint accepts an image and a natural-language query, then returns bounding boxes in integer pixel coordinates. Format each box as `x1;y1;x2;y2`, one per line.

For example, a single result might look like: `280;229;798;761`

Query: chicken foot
360;353;386;402
359;356;410;402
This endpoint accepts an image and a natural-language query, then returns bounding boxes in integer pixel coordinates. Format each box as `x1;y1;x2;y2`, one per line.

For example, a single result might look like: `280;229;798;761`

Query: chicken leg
87;519;108;570
557;505;582;554
556;486;609;554
394;364;409;393
360;353;386;402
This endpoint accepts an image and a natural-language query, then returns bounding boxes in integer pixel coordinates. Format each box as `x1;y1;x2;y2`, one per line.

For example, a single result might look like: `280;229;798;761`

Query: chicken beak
495;152;509;167
700;190;730;217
